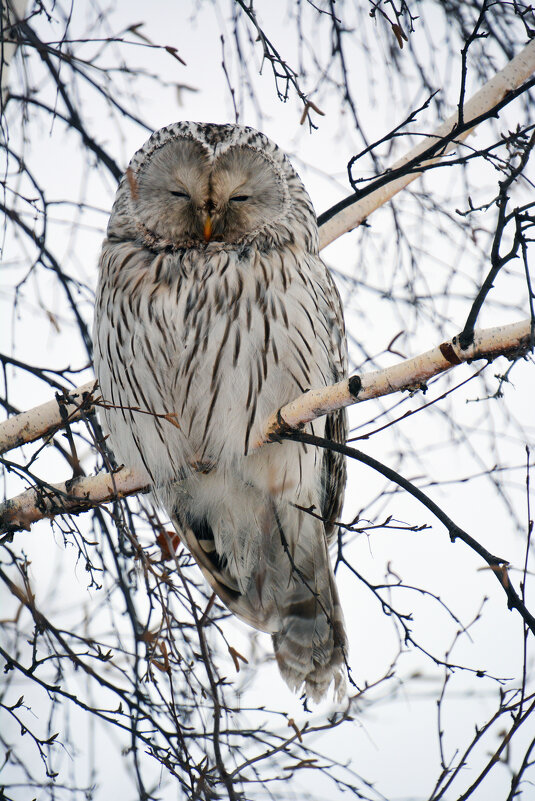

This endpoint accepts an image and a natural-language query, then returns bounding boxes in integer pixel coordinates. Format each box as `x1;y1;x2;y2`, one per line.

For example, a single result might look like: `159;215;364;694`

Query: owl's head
108;122;317;252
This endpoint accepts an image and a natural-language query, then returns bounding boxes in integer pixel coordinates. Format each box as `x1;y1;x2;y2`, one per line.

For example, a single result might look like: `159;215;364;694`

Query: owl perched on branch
93;122;348;701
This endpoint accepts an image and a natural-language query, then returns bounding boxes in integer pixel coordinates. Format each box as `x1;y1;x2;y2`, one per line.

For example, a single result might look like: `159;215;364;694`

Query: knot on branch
348;375;362;399
439;342;462;365
457;328;475;351
267;409;304;442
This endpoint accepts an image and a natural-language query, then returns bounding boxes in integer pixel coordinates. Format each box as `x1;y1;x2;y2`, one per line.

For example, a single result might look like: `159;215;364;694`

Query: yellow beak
203;215;212;242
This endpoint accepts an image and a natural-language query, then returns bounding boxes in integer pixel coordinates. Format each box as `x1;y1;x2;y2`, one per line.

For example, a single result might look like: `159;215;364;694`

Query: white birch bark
0;382;97;455
2;41;535;532
0;469;149;533
1;320;532;534
260;320;532;444
319;38;535;250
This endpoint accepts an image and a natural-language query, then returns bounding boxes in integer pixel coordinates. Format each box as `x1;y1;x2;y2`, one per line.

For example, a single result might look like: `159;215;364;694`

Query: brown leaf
126;167;139;200
164;45;186;65
156;530;180;560
299;100;326;125
392;24;408;49
228;645;249;672
163;412;181;429
288;717;303;743
478;563;510;588
151;640;170;672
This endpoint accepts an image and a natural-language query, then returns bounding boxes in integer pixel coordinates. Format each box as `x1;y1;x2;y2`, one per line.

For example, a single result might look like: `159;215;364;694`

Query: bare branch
1;318;531;534
0;381;97;455
318;38;535;249
0;468;149;536
286;429;535;638
0;0;27;105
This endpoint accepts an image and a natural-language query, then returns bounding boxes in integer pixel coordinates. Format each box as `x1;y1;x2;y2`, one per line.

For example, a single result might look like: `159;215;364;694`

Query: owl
93;122;348;702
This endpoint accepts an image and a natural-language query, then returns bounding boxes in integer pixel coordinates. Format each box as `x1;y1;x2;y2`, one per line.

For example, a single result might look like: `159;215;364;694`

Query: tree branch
0;0;27;106
0;468;149;537
318;38;535;249
1;319;532;534
259;319;533;447
0;381;97;455
283;430;535;638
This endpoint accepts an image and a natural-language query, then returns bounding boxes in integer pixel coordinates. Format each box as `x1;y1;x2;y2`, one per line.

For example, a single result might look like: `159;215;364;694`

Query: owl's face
131;134;290;248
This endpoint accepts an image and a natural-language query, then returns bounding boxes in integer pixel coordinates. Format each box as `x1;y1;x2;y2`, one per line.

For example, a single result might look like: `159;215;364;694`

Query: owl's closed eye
132;138;288;248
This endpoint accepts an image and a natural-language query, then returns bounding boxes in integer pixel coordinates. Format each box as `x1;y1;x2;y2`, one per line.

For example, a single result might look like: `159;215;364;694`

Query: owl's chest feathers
101;241;330;477
121;243;322;381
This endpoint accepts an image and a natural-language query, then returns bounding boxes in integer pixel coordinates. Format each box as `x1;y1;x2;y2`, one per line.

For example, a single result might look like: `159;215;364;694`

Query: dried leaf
151;640;170;672
165;45;186;65
228;645;249;672
299;100;325;125
126;167;139;200
392;23;408;49
288;717;303;743
163;412;181;429
157;530;180;560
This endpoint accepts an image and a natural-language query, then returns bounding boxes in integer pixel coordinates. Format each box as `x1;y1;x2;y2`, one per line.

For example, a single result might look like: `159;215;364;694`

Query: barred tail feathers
267;505;347;703
271;554;347;702
171;486;347;703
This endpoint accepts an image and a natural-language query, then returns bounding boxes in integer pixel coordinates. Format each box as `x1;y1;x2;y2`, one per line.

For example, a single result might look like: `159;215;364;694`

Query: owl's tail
269;509;347;704
172;493;347;703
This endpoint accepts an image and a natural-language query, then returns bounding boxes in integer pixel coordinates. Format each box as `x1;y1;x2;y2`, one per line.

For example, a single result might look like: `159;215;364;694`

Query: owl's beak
203;214;212;242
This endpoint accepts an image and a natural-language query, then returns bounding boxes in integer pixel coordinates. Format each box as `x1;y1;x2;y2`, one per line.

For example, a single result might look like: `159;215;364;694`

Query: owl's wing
319;262;348;543
173;499;347;702
171;512;275;633
321;409;347;544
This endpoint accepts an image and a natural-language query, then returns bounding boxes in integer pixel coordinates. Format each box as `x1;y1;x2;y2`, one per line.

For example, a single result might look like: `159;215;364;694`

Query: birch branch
260;319;533;446
0;469;149;534
1;319;532;535
318;37;535;249
0;381;97;455
3;40;534;452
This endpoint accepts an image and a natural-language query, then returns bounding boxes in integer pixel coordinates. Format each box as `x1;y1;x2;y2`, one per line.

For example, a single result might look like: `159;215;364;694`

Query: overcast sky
2;3;534;800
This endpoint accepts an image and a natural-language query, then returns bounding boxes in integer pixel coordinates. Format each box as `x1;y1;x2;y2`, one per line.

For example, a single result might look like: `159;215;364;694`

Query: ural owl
93;122;348;701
